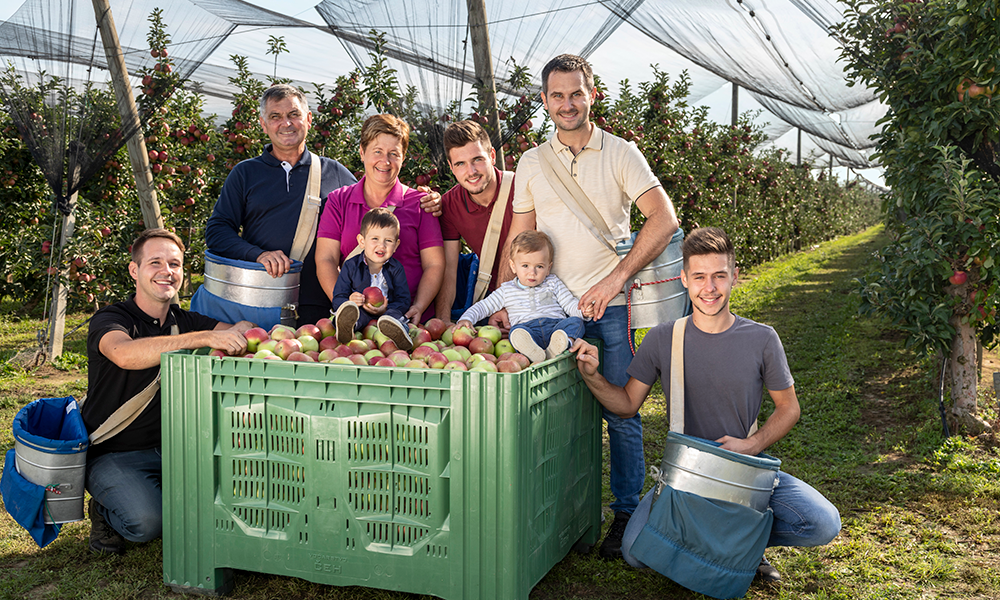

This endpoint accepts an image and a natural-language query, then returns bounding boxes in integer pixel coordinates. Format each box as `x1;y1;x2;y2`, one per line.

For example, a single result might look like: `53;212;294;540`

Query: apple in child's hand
363;286;385;307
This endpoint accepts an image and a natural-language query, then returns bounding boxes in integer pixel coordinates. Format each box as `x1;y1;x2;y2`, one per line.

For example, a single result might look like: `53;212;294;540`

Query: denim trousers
585;305;644;514
86;448;163;543
510;316;585;347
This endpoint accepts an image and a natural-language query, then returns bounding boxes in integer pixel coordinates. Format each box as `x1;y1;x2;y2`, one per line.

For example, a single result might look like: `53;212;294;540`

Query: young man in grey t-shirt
572;227;840;583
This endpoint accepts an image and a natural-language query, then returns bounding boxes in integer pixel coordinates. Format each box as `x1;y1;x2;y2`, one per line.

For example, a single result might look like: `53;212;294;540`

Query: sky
0;0;883;185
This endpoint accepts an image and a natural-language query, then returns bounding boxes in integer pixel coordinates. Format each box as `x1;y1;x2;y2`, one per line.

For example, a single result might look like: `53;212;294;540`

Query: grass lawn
1;224;999;599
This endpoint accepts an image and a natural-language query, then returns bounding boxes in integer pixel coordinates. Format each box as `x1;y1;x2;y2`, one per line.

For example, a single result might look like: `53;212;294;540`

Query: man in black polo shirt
83;228;253;555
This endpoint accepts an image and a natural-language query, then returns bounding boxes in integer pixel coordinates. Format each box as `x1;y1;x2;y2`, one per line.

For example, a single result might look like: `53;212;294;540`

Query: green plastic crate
160;352;601;598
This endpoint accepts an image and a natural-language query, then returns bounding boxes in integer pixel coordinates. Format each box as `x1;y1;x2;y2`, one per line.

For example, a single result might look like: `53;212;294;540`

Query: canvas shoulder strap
537;141;618;255
669;316;687;433
88;324;179;445
345;205;397;262
472;170;515;302
667;316;758;436
289;151;323;262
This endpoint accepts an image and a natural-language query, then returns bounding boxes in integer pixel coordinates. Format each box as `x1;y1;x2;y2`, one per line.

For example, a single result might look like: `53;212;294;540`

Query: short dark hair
541;54;595;95
259;83;308;115
131;228;185;263
682;227;735;271
510;230;555;262
360;207;400;238
360;114;410;156
443;120;492;162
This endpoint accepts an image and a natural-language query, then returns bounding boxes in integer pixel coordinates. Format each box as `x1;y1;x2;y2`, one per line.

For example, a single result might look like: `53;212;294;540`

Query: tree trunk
949;315;992;434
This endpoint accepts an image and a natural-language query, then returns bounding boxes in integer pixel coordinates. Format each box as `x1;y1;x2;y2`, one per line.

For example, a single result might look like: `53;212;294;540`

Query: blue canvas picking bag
628;485;773;599
1;397;90;548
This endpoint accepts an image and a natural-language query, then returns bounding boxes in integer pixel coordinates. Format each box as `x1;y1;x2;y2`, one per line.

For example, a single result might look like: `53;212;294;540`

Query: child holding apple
457;230;592;363
332;208;413;350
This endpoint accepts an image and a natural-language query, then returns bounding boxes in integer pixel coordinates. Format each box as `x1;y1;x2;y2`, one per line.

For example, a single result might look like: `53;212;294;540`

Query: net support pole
731;83;738;128
91;0;164;234
796;128;802;167
467;0;504;166
47;178;78;359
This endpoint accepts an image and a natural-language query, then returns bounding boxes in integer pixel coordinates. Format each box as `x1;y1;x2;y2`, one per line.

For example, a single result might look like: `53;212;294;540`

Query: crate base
166;567;233;596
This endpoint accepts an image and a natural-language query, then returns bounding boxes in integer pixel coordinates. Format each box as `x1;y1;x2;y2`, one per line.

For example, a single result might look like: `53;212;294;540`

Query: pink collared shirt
317;177;443;308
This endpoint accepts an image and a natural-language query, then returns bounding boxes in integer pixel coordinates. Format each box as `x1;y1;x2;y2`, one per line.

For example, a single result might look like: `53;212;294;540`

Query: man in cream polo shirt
507;53;679;560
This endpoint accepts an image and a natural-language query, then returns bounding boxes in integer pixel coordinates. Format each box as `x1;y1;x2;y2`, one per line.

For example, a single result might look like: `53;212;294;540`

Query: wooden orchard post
467;0;504;165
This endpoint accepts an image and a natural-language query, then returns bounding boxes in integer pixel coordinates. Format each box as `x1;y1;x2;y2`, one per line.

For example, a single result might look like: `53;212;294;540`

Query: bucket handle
627;275;682;355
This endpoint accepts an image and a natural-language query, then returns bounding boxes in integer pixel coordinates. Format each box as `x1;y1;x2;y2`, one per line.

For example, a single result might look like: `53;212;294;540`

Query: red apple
363;286;385;307
404;359;429;369
497;359;522;373
286;351;315;362
509;353;531;371
468;337;495;356
379;339;399;355
243;327;269;352
949;270;968;285
318;349;339;362
297;323;322;340
274;338;303;360
306;351;320;361
444;360;468;371
270;324;297;340
425;317;447;340
347;339;369;354
411;328;433;347
208;349;227;358
427;352;449;369
348;354;368;366
375;357;397;367
364;349;385;363
388;350;412;366
331;356;355;365
451;326;477;347
411;345;436;361
297;335;319;353
319;336;340;351
316;317;336;339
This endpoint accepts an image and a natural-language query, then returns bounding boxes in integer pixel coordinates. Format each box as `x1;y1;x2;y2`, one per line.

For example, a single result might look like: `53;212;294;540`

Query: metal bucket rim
666;431;781;470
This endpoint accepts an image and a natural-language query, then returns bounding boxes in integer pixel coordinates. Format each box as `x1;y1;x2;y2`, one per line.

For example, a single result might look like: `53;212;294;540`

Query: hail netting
314;0;646;149
0;0;884;169
598;0;882;168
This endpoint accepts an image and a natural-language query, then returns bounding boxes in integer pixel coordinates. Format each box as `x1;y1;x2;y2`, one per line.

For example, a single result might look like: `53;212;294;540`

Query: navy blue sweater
205;145;356;323
332;254;411;328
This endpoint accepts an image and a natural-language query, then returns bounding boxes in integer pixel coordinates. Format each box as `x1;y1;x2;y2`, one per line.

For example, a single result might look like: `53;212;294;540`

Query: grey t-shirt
627;315;794;441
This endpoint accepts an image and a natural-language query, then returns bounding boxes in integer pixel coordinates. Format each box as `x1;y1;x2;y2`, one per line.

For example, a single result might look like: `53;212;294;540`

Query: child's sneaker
545;329;570;360
334;301;359;344
378;316;413;351
510;328;545;364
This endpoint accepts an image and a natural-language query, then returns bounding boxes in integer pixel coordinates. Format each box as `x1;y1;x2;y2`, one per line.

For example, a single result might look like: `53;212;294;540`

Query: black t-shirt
82;295;218;458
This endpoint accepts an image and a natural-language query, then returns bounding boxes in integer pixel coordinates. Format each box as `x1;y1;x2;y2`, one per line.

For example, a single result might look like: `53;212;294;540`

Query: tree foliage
835;0;1000;355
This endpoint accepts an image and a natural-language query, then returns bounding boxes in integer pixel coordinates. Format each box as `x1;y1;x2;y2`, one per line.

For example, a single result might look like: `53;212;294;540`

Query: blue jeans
585;304;644;514
86;448;163;543
621;470;841;567
510;316;585;347
767;471;841;547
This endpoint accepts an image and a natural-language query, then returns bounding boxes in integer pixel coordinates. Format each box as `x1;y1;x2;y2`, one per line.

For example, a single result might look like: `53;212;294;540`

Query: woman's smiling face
360;133;405;186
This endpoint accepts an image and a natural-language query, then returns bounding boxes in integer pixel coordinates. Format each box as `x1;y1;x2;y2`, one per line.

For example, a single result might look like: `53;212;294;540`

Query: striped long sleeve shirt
459;274;587;326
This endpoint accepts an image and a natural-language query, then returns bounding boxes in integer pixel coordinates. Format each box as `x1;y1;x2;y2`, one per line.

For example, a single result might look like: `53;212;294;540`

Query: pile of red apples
211;317;534;373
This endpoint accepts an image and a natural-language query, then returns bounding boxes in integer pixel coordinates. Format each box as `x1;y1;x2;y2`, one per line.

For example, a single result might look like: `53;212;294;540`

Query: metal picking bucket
12;397;89;524
618;229;690;329
202;251;301;311
653;432;780;512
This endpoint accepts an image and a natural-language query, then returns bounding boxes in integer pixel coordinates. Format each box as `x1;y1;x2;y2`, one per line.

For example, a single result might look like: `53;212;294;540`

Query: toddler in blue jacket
332;208;412;350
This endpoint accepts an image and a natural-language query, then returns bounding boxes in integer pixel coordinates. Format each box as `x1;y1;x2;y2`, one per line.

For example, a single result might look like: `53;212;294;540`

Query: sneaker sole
378;317;412;351
510;329;544;364
545;330;569;360
335;303;359;344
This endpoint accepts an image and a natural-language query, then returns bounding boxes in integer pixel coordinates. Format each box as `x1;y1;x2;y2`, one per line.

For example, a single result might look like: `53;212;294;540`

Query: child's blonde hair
510;230;555;262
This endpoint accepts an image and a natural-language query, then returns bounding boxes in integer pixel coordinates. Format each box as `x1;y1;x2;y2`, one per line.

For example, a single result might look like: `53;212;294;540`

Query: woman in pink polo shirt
315;114;444;324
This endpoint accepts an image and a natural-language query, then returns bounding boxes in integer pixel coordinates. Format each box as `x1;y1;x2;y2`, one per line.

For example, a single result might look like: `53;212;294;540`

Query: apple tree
837;0;1000;432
